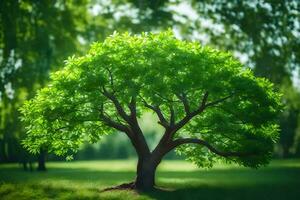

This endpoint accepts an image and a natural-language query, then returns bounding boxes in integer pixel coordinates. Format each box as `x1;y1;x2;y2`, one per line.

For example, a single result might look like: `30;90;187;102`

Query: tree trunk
37;149;46;171
135;156;159;190
22;161;28;171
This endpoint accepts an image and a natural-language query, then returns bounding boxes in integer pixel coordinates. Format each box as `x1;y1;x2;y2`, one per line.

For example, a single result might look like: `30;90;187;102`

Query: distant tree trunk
282;145;291;158
22;161;28;171
37;148;46;171
29;160;33;171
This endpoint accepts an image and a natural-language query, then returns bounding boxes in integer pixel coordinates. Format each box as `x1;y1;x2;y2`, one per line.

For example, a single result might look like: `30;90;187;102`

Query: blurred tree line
0;0;299;168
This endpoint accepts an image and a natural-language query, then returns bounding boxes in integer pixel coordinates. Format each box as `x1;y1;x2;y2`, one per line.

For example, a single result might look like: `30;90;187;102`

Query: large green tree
21;32;281;190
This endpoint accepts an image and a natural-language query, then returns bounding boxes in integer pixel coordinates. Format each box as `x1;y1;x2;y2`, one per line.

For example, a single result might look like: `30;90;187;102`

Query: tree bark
135;156;158;190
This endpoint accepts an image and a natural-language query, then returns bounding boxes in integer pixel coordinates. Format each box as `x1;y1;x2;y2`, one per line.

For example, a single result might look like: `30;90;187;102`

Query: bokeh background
1;0;299;165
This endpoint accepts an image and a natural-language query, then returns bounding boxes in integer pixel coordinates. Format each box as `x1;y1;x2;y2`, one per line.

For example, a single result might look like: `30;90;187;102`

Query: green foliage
189;0;300;158
192;0;299;83
21;31;282;167
0;0;97;163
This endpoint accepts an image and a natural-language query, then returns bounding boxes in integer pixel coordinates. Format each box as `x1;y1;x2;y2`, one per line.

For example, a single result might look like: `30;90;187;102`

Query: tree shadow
145;183;299;200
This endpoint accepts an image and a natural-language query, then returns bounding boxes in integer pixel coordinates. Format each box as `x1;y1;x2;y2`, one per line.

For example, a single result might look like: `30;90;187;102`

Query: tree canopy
21;31;282;168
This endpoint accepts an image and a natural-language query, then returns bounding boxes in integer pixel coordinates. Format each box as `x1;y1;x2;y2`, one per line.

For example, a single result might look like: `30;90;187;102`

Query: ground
0;159;299;200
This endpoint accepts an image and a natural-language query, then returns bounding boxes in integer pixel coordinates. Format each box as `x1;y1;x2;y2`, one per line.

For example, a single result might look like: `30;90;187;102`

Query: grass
0;159;300;200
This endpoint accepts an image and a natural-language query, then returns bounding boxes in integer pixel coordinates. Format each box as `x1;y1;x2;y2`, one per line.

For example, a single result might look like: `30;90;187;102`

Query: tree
20;31;282;190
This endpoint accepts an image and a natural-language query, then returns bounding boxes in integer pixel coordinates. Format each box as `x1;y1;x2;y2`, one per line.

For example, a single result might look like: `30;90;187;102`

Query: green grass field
0;159;300;200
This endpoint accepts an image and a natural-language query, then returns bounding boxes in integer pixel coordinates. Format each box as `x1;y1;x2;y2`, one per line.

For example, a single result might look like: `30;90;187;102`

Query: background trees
191;0;300;156
0;0;91;165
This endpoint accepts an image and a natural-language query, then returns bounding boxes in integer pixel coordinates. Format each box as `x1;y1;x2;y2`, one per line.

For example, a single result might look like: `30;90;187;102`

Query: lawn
0;159;299;200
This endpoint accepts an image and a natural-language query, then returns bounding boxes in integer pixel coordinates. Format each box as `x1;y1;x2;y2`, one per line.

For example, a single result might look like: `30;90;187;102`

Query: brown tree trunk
135;157;157;190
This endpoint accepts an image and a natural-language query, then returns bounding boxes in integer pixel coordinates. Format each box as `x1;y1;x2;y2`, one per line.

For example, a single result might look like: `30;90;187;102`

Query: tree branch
205;93;234;107
127;96;151;157
99;92;151;157
100;87;130;123
171;92;234;137
139;95;169;128
152;92;210;156
98;104;130;134
153;91;236;157
128;96;136;119
170;138;255;157
128;95;145;134
176;92;190;114
172;91;209;132
169;104;175;126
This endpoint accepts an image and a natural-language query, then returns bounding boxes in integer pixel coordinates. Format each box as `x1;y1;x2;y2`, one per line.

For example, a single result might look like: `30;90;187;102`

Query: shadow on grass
1;164;300;200
145;183;299;200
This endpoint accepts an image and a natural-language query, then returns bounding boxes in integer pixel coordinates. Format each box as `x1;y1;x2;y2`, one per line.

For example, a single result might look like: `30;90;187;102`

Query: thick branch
176;92;190;114
153;92;235;157
101;87;130;122
140;96;169;128
128;96;145;135
152;92;210;156
153;92;179;103
169;105;175;126
104;67;114;86
172;92;234;136
128;96;151;157
173;91;209;132
99;104;130;133
170;138;255;157
128;96;137;119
